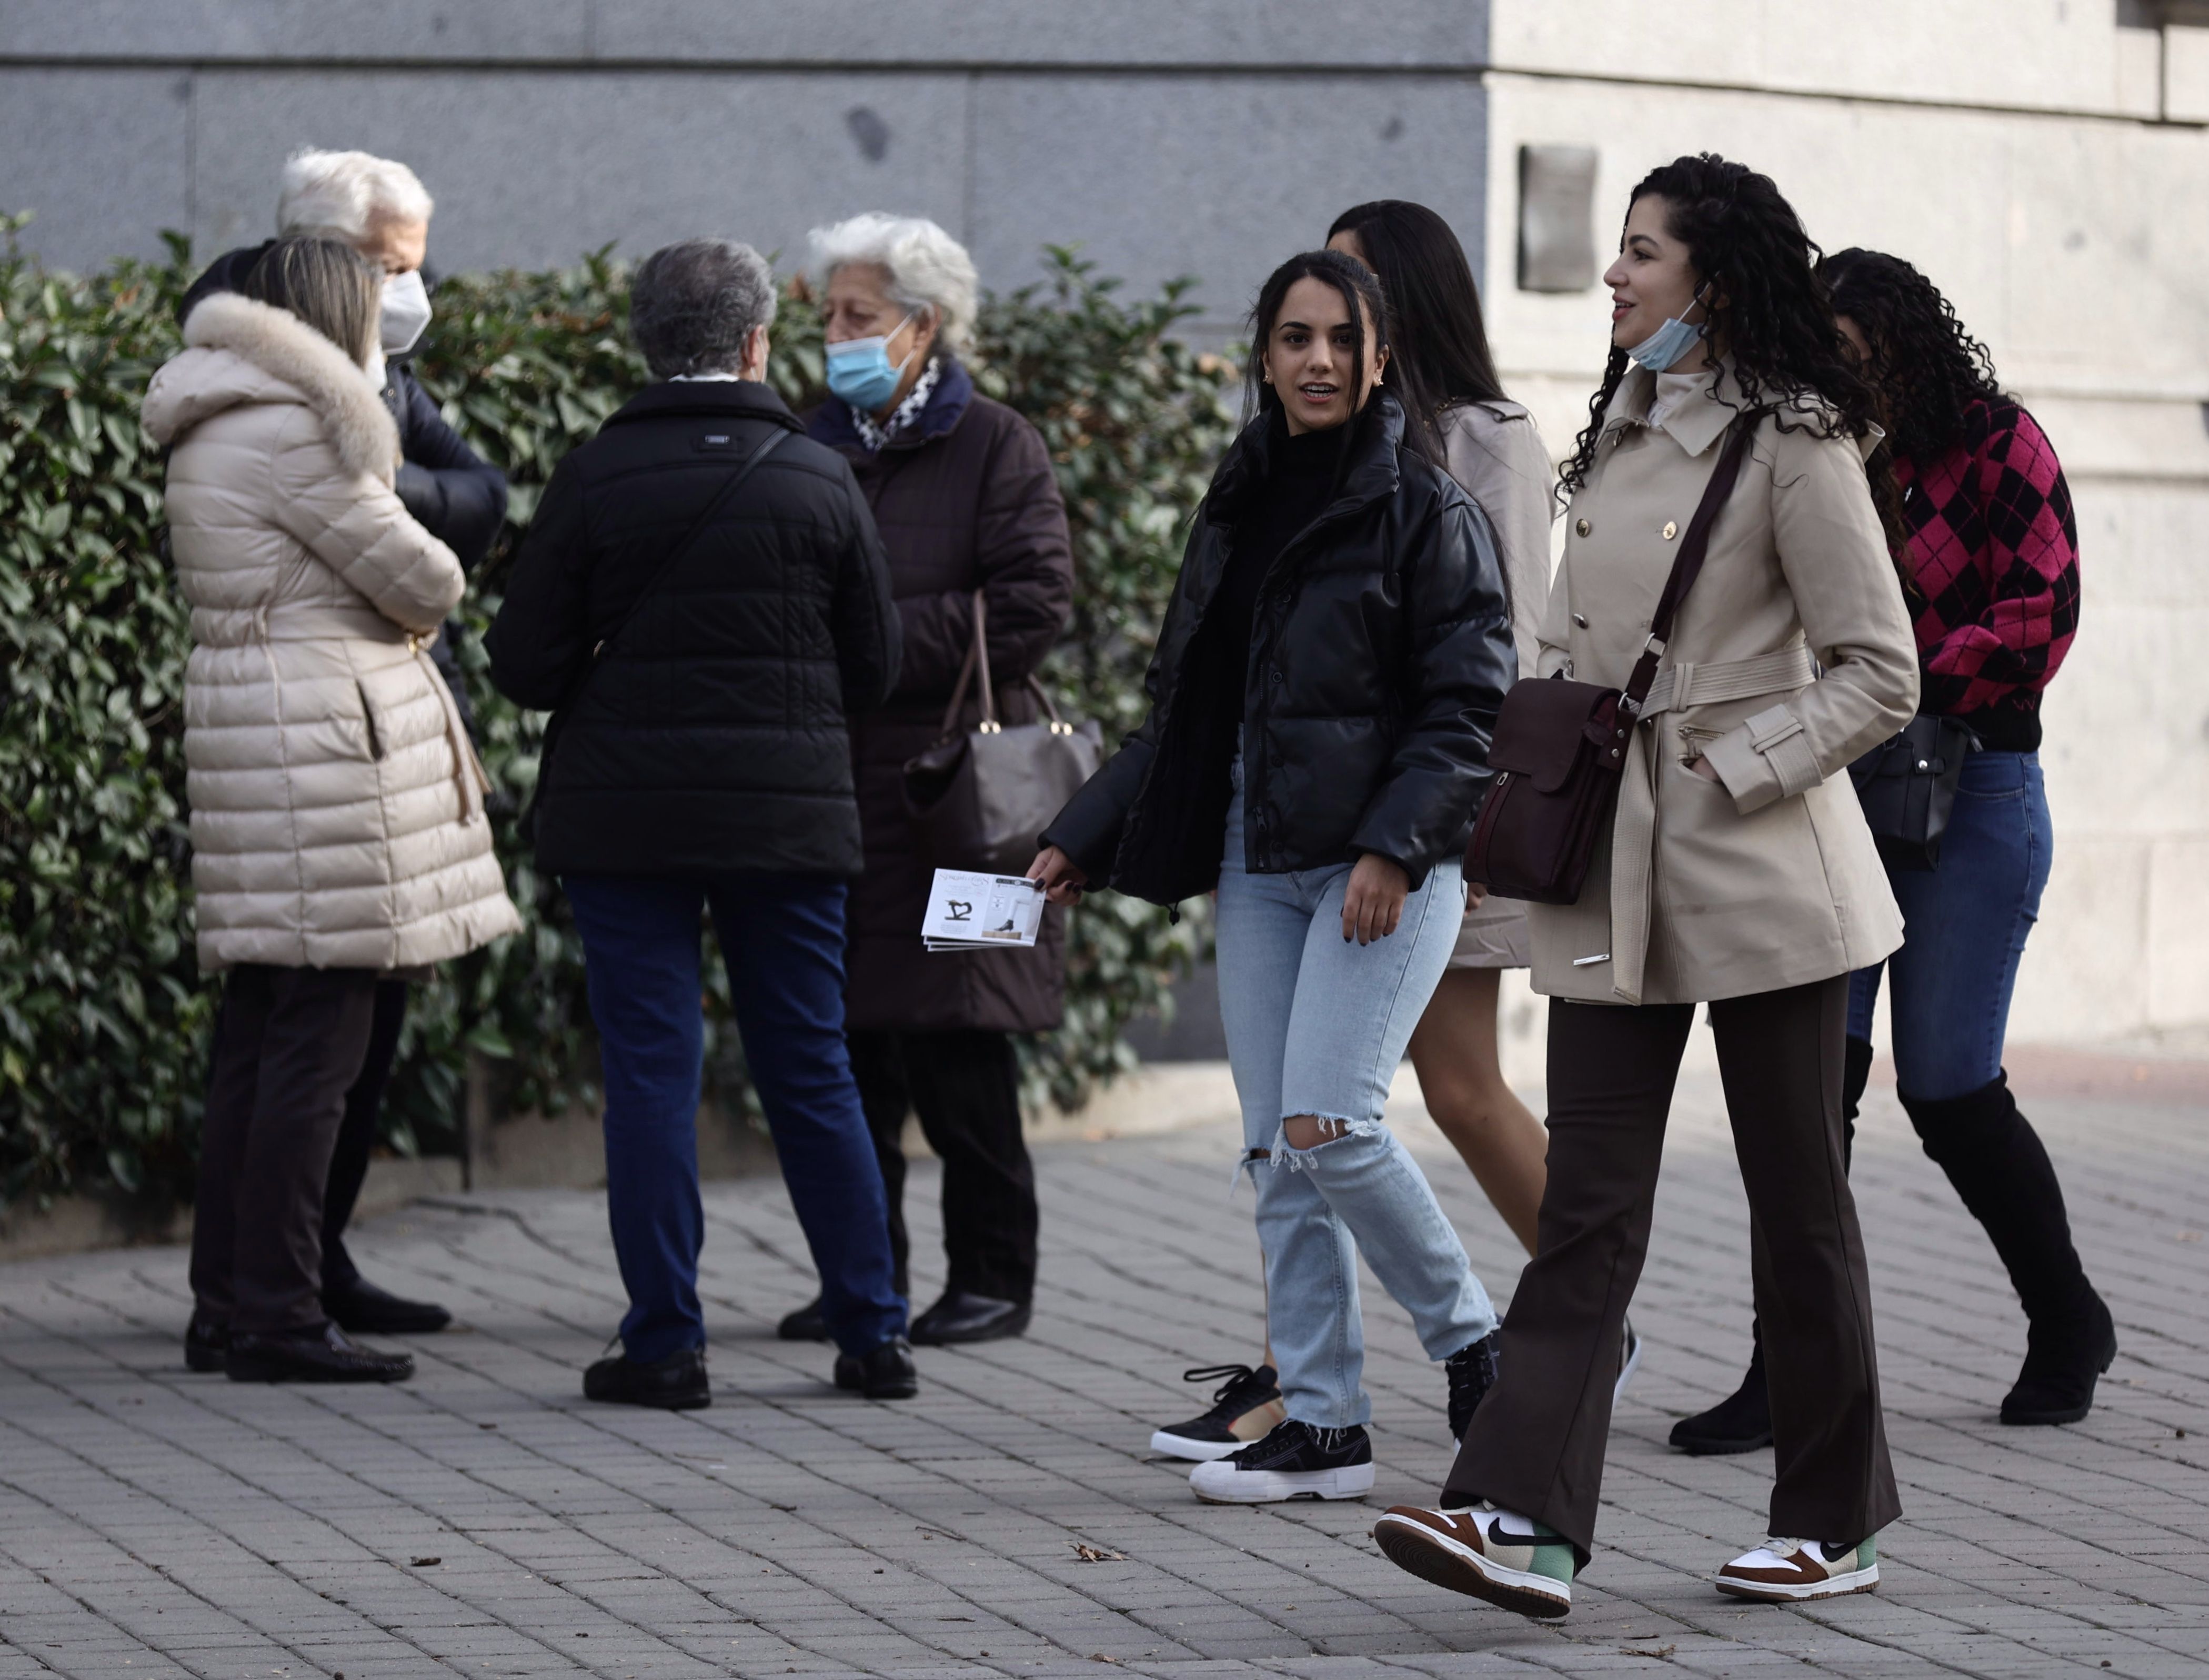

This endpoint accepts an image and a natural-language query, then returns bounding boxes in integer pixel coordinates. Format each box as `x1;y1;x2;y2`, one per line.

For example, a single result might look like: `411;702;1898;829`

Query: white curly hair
276;148;435;240
808;213;978;353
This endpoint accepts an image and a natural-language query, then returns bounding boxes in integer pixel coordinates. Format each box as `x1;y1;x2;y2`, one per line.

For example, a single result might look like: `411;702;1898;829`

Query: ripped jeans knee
1227;1115;1389;1192
1274;1112;1384;1168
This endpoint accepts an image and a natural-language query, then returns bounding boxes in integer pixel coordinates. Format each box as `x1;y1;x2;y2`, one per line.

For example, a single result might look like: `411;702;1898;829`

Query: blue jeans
1848;751;2053;1101
565;873;906;1363
1214;766;1498;1428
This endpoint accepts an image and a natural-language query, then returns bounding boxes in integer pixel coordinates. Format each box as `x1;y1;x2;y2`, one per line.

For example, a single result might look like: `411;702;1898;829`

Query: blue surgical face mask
1623;284;1712;372
825;314;917;411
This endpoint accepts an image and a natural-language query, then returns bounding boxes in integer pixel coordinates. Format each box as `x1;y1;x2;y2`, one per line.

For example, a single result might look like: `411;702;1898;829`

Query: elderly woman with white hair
776;213;1075;1350
179;147;509;1346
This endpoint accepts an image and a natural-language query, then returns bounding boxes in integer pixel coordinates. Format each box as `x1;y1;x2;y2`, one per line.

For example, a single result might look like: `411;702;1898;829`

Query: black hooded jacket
1041;391;1515;903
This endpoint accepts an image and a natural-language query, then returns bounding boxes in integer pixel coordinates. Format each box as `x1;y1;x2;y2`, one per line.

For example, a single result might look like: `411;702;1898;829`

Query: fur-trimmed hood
144;292;399;482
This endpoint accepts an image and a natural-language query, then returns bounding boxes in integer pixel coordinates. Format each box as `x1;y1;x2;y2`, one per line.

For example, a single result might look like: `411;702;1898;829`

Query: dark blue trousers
565;872;906;1362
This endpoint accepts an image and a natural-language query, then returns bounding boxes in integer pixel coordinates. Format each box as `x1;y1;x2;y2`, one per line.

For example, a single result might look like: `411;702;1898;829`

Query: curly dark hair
1560;154;1897;554
1818;248;2003;465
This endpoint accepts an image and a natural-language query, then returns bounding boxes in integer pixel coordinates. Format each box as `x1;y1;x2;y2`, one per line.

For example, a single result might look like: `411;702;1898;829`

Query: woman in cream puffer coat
143;243;518;1383
144;289;520;972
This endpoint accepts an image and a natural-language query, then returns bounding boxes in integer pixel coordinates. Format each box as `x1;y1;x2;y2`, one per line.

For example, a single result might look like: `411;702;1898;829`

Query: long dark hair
1243;249;1428;461
242;235;380;365
1326;199;1507;422
1818;247;2003;465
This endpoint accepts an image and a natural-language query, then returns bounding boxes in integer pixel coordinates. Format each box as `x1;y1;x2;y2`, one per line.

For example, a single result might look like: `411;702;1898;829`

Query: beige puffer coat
143;292;521;973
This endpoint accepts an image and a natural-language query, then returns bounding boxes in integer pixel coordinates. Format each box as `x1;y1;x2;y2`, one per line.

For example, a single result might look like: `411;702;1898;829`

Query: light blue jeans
1214;759;1499;1427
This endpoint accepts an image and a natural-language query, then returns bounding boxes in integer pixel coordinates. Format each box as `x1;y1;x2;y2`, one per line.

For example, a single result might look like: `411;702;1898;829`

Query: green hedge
0;216;1234;1207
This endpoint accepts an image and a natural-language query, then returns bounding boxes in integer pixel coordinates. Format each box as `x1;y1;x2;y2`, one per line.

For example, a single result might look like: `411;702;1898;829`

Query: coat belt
1607;644;1819;1007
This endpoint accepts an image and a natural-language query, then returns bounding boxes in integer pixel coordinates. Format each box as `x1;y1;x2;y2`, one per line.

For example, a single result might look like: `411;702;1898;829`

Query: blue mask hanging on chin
1624;313;1704;371
1624;285;1713;372
826;315;917;411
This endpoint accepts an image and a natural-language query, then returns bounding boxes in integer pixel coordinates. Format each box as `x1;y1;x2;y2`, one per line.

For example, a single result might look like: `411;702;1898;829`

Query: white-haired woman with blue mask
772;214;1075;1352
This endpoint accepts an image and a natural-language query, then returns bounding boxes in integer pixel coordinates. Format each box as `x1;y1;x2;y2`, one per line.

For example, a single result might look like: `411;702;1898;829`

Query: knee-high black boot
1901;1072;2115;1425
1668;1036;1873;1454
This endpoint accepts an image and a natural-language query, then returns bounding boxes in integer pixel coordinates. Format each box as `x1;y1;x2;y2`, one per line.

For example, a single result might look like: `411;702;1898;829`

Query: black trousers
1446;976;1900;1563
847;1029;1037;1304
318;978;410;1295
189;965;379;1334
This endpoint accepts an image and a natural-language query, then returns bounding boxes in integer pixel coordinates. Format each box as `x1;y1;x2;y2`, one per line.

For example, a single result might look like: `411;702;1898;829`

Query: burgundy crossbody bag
1465;413;1759;903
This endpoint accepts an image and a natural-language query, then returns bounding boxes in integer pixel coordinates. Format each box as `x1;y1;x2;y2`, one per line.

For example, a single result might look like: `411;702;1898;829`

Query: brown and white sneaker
1714;1534;1879;1602
1372;1502;1575;1618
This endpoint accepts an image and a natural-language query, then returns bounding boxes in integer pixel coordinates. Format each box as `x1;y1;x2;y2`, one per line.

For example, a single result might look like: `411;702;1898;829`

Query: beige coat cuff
1705;703;1824;813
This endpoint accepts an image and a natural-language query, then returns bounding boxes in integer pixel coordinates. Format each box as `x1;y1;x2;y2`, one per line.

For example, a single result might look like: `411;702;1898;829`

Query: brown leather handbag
902;589;1104;876
1466;414;1758;903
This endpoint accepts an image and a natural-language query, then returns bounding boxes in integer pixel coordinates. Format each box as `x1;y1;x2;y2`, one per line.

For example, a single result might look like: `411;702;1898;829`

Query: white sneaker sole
1189;1460;1375;1504
1715;1562;1879;1602
1150;1428;1241;1462
1372;1512;1572;1618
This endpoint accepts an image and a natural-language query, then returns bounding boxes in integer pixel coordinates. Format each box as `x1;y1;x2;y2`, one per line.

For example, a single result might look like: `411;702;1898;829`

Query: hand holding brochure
921;869;1046;952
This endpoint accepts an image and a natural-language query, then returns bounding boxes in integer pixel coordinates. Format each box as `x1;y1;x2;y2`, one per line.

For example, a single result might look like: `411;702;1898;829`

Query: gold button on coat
1662;520;1679;540
1575;517;1591;537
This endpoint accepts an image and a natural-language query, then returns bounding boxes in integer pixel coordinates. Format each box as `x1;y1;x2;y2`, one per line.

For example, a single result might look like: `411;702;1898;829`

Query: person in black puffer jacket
177;149;510;1348
1033;250;1517;1506
487;239;917;1409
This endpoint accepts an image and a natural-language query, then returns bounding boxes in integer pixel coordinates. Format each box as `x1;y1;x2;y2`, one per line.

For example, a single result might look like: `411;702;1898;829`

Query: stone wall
1479;0;2209;1050
0;0;1490;333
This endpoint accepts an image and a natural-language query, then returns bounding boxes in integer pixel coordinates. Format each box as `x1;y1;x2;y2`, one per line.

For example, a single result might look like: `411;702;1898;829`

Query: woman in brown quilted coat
143;237;519;1386
776;214;1074;1347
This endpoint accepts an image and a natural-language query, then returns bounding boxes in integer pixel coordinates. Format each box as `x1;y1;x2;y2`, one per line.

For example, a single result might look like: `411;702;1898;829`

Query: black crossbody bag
1847;713;1976;871
518;428;788;844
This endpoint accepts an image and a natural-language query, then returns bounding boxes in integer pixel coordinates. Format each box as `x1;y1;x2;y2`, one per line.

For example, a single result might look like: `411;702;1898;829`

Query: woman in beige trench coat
1373;155;1919;1618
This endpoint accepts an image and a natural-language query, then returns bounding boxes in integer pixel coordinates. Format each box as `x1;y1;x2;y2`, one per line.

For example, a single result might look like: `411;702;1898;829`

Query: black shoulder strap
1621;412;1760;717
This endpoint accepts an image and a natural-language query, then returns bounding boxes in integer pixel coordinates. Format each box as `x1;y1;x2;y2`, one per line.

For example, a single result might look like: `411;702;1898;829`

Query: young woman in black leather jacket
1032;249;1517;1505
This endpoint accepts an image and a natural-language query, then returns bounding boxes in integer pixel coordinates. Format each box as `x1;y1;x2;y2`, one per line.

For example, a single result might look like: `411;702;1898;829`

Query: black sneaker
1150;1362;1286;1461
583;1345;710;1410
1447;1333;1499;1444
1670;1335;1771;1455
1188;1419;1375;1504
1615;1316;1645;1403
834;1336;919;1400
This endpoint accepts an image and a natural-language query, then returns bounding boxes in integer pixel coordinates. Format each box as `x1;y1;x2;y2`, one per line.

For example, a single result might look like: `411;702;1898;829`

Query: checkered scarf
1893;398;2080;720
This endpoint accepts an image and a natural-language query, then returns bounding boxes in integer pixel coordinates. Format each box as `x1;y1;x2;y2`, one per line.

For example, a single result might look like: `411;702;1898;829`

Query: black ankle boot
1669;1325;1772;1454
1902;1072;2116;1425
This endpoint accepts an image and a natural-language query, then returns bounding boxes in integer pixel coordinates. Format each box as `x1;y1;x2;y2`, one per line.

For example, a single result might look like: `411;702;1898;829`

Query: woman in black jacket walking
1033;250;1517;1505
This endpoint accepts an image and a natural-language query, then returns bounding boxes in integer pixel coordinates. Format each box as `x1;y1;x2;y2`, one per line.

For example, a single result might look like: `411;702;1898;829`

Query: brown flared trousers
1444;975;1901;1563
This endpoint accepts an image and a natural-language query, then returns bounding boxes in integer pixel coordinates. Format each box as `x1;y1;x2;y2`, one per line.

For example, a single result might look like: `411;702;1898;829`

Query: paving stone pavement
2;1068;2205;1679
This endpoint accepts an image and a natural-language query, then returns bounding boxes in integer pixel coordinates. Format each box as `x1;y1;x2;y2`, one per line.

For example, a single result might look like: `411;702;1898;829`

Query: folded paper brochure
921;869;1046;951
